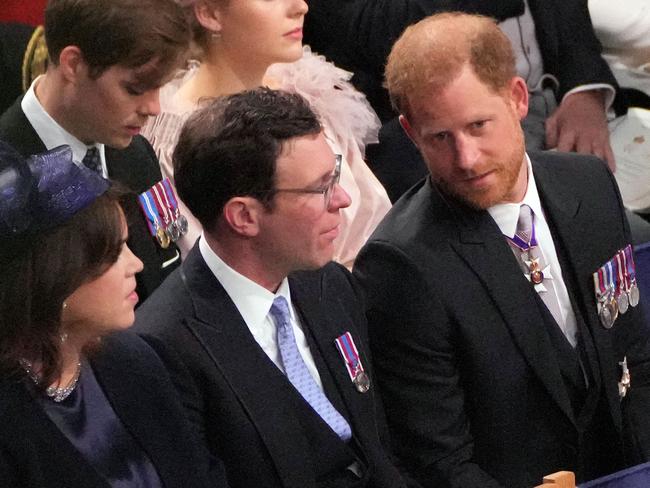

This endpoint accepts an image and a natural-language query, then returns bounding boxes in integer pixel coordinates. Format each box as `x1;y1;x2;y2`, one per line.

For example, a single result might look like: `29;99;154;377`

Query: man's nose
138;88;161;117
453;133;480;171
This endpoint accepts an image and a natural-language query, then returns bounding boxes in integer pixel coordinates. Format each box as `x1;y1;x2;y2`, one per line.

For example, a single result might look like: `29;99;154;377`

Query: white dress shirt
22;77;108;177
199;235;324;389
488;155;578;347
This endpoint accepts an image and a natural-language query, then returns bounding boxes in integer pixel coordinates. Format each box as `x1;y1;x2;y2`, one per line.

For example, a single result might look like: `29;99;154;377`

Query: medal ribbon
161;178;180;216
620;248;631;290
156;180;177;223
507;213;538;252
138;190;161;237
605;260;616;298
151;184;171;228
625;245;637;283
594;267;607;300
615;251;626;297
334;332;364;381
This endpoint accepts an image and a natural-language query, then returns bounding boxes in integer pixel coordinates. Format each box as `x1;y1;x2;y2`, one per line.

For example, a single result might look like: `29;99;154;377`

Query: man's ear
399;114;419;147
194;0;223;35
508;76;529;120
58;46;86;83
222;197;264;237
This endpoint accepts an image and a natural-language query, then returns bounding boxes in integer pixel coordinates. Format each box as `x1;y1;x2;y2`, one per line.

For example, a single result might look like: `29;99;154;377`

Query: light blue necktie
270;296;352;441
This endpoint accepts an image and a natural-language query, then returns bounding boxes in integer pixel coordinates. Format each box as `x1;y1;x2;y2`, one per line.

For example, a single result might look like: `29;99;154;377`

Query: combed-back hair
173;88;322;232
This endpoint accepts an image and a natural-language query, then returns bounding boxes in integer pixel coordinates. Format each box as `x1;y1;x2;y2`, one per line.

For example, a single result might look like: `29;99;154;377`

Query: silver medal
353;370;370;393
167;221;181;242
599;302;615;329
617;292;629;314
176;214;189;235
629;282;640;307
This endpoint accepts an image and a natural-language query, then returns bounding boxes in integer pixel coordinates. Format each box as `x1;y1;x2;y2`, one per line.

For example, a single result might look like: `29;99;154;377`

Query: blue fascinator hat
0;141;109;241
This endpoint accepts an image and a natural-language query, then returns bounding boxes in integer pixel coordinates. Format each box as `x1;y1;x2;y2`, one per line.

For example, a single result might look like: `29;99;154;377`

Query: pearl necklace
20;359;82;402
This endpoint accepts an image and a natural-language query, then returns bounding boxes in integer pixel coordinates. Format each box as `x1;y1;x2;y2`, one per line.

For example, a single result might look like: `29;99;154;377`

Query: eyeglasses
273;154;342;208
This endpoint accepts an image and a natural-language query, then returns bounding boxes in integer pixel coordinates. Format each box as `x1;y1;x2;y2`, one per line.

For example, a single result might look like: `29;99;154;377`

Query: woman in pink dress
142;0;391;268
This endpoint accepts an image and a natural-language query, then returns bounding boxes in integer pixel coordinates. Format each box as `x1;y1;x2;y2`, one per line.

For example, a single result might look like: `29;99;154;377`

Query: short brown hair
174;88;321;232
385;12;516;118
45;0;191;80
0;191;124;389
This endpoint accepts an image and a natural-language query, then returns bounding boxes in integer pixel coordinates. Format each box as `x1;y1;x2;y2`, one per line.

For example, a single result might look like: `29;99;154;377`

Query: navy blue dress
36;362;163;488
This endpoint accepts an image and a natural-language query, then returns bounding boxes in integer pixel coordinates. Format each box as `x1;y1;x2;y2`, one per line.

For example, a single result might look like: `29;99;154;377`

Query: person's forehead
410;77;508;128
276;133;334;180
98;59;172;89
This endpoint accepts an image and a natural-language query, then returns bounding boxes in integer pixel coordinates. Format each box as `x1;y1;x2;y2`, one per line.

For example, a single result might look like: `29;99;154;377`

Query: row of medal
138;178;189;249
592;244;640;329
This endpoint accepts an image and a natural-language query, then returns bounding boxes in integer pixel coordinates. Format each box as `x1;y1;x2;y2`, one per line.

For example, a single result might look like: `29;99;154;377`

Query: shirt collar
199;235;293;328
22;76;106;172
487;154;544;238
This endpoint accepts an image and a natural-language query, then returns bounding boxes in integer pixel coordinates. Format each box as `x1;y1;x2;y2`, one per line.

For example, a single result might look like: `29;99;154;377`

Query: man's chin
438;183;504;210
107;135;134;150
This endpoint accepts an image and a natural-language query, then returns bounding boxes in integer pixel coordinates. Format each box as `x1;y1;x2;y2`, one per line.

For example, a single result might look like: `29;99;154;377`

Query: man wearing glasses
135;89;409;488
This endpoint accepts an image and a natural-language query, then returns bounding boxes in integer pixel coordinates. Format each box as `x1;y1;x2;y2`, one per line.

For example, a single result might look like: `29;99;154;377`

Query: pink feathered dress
142;47;391;269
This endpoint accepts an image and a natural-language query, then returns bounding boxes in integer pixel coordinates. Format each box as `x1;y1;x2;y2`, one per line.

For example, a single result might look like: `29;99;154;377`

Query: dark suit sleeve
532;0;617;98
0;448;17;486
308;0;527;79
354;241;503;488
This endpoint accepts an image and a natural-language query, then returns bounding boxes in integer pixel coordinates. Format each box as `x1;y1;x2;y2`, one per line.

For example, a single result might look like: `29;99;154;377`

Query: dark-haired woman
0;143;226;488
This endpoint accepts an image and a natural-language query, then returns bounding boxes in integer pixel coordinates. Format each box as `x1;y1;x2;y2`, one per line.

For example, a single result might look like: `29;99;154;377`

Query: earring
62;301;67;310
60;332;68;344
211;30;221;41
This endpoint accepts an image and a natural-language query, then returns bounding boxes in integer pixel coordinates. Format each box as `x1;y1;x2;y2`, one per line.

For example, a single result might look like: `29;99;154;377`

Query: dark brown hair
173;88;321;233
0;190;124;388
45;0;191;80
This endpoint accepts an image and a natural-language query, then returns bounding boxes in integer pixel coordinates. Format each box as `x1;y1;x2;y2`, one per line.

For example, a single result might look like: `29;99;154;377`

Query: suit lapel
533;158;622;430
179;249;315;488
289;273;377;446
0;98;47;156
439;186;577;425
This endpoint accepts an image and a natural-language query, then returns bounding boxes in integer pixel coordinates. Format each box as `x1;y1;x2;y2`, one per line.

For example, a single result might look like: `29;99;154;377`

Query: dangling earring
211;30;221;41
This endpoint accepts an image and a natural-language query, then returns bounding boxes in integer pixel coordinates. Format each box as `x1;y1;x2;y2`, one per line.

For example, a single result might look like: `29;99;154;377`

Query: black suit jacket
353;152;650;487
134;246;408;488
0;331;225;488
305;0;616;121
0;98;180;302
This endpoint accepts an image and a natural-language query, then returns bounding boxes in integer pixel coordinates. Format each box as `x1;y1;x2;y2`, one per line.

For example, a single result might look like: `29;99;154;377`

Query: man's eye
433;132;448;142
125;86;144;96
471;120;486;130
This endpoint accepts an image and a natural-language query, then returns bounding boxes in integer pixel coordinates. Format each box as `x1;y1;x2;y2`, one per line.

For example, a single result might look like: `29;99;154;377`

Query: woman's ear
194;0;223;35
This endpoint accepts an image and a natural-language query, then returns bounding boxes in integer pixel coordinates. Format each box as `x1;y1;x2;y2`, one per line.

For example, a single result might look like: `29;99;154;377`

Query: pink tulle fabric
142;47;391;268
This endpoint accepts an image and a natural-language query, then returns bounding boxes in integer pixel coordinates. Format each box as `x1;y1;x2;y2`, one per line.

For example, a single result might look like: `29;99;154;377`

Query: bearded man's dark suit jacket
134;246;408;488
0;98;180;302
353;152;650;488
0;331;225;488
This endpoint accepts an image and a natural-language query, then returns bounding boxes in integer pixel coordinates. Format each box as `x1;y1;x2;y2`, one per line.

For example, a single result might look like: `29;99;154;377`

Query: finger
555;127;577;153
604;144;616;172
545;115;559;149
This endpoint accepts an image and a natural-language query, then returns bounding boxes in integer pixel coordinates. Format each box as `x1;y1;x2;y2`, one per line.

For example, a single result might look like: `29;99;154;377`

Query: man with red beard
354;12;650;488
